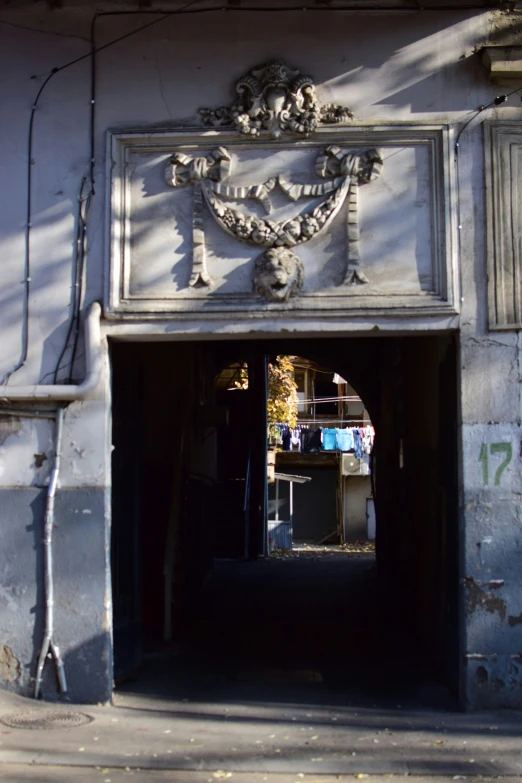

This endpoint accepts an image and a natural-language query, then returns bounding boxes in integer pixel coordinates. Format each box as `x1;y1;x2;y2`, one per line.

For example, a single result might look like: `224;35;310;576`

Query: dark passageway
118;550;454;710
111;334;459;711
195;554;379;670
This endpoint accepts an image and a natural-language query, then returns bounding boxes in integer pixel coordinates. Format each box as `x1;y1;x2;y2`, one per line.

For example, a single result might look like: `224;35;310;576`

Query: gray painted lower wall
460;423;522;709
466;655;522;709
0;488;112;704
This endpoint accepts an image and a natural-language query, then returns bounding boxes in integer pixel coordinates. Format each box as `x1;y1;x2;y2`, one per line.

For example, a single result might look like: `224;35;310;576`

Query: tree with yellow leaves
267;355;298;429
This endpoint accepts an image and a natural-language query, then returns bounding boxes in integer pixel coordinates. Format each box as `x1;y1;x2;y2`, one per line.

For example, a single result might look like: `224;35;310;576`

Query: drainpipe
34;405;68;698
0;302;102;695
0;302;102;403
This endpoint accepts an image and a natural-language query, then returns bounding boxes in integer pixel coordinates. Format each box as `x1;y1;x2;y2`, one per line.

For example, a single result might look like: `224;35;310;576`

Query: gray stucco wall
0;487;111;703
460;419;522;708
0;396;111;702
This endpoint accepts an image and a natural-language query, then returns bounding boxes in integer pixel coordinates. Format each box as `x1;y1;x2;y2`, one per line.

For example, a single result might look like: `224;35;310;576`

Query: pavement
1;678;522;783
2;553;521;782
3;771;522;783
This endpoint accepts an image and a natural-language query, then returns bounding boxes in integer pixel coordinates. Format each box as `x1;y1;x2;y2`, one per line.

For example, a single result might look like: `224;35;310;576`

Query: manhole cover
1;710;94;730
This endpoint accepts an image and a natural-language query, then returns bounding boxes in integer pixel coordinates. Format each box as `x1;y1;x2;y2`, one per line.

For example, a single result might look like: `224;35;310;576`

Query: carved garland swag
165;145;383;295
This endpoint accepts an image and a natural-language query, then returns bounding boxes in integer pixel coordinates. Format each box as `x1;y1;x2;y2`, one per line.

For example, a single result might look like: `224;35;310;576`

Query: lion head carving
252;247;304;302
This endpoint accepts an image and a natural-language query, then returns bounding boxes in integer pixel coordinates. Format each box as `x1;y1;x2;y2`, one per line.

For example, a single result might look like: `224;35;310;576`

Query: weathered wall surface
460;370;522;707
0;392;112;702
0;6;492;362
1;3;522;706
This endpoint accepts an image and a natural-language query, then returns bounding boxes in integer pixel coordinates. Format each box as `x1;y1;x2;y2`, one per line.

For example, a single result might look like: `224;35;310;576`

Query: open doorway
110;333;460;708
266;354;375;557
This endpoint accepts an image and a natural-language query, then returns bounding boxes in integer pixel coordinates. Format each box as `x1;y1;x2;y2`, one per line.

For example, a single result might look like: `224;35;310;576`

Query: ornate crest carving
165;144;383;299
199;60;353;138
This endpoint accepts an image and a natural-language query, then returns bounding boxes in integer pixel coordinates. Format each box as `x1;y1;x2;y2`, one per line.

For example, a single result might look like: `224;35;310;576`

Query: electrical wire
67;180;91;383
6;0;393;387
454;87;522;309
1;0;204;386
297;395;362;403
455;94;510;151
50;178;91;384
1;70;54;386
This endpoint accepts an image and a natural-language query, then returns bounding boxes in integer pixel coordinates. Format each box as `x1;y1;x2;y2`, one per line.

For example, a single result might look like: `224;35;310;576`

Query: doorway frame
106;326;464;703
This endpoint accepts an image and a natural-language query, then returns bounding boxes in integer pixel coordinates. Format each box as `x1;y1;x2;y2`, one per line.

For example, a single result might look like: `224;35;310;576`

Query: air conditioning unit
341;454;361;476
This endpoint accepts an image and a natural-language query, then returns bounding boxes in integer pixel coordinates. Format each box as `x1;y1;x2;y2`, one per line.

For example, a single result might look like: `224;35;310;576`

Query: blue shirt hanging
322;429;337;450
336;428;354;452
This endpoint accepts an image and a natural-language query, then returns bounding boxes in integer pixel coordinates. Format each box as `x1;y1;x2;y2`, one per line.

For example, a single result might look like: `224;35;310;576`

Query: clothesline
298;395;362;404
297;419;373;425
274;421;374;457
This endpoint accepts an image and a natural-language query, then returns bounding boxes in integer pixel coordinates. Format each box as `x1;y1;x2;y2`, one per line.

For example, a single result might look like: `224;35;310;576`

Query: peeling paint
475;665;488;685
508;611;522;628
465;576;507;621
474;579;504;589
0;645;21;682
70;441;87;458
33;452;47;468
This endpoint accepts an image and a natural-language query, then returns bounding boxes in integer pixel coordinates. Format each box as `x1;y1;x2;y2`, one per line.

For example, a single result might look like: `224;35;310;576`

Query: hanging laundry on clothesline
274;423;311;452
274;423;375;454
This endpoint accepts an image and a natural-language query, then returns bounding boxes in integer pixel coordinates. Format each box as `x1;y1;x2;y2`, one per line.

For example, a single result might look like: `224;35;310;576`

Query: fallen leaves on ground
270;542;375;559
340;540;376;554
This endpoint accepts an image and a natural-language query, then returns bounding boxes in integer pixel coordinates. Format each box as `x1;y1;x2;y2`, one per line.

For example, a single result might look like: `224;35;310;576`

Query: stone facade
1;2;522;708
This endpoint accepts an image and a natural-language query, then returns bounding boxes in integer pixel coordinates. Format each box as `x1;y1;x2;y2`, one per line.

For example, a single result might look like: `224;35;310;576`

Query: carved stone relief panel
107;126;457;320
164;143;383;295
486;122;522;330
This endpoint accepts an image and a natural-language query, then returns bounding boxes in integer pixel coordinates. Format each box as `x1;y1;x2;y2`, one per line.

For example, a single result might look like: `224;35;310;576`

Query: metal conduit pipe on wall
0;303;103;696
34;405;68;699
0;302;102;403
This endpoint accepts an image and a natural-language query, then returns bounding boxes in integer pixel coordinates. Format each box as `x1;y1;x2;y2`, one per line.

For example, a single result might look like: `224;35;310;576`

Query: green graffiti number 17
478;442;512;486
